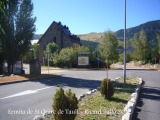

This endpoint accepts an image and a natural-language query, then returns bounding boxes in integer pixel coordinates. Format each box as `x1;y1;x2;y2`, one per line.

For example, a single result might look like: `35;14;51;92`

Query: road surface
0;69;160;120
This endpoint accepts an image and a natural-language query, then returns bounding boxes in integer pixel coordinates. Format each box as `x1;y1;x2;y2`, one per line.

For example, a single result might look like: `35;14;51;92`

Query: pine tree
15;0;36;60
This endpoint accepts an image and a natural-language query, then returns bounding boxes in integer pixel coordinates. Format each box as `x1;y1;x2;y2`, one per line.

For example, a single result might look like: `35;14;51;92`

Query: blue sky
33;0;160;35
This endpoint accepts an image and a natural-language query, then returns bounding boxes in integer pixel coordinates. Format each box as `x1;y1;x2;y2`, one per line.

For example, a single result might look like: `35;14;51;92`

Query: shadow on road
132;86;160;120
31;76;101;90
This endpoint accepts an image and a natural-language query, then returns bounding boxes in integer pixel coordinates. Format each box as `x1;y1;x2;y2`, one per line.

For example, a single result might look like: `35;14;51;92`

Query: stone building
38;21;81;62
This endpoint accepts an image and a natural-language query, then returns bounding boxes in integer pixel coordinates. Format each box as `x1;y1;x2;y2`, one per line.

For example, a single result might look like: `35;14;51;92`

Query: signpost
77;52;90;66
78;57;89;66
116;46;124;54
47;54;50;74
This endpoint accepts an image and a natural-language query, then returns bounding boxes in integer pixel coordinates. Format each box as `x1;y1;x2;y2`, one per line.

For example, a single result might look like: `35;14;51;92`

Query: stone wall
38;21;81;62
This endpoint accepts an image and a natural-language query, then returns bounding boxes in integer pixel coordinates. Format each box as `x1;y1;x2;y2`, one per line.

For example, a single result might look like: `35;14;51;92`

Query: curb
33;77;141;120
0;75;61;86
77;77;121;101
122;77;143;120
32;77;121;120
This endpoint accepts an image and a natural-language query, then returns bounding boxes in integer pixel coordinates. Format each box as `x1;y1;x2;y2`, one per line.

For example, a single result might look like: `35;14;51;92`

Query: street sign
127;46;134;54
116;45;134;54
116;46;124;54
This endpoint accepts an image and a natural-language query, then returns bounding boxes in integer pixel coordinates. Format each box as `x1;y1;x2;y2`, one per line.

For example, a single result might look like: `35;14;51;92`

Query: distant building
38;21;81;62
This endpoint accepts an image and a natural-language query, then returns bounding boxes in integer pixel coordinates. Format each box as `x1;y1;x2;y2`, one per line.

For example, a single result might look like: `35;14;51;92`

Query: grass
75;77;139;120
43;77;139;120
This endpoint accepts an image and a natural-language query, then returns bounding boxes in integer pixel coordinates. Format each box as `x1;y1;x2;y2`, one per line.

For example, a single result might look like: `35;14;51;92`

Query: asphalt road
132;70;160;120
0;69;160;120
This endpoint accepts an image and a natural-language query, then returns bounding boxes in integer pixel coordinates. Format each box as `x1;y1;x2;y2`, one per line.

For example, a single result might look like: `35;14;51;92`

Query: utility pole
124;0;126;84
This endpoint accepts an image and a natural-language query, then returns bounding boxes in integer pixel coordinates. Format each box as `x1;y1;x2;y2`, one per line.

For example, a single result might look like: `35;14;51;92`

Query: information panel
78;57;89;66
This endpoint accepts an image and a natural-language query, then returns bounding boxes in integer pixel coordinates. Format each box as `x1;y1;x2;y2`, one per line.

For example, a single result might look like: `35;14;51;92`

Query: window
53;37;56;43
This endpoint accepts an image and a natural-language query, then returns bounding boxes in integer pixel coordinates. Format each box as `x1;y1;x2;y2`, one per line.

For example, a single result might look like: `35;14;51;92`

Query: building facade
38;21;81;62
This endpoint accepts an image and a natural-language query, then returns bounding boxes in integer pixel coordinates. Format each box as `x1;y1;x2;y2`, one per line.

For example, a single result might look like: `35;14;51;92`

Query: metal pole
48;54;49;74
106;60;108;79
97;50;99;68
124;0;126;84
107;64;108;78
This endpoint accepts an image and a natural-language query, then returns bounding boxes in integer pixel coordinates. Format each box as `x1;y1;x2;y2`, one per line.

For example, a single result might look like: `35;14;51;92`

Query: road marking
0;86;52;100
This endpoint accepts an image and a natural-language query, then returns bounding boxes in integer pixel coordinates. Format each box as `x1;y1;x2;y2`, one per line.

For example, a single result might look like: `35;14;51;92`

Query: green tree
53;46;95;68
32;43;39;59
0;0;19;73
0;52;3;74
98;31;118;66
0;0;36;74
151;47;158;63
132;30;150;62
139;30;150;62
132;34;143;60
15;0;36;60
57;47;77;67
44;42;58;62
22;49;32;63
119;53;132;63
22;43;39;63
157;34;160;55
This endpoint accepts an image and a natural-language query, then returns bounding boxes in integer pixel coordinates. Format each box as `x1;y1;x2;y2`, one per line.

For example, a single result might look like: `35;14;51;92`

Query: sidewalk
132;71;160;120
0;74;60;85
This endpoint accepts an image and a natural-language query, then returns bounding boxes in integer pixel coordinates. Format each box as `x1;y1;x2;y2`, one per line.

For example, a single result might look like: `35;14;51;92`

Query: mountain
34;20;160;44
77;32;103;42
33;34;43;40
77;20;160;44
115;20;160;43
77;32;104;48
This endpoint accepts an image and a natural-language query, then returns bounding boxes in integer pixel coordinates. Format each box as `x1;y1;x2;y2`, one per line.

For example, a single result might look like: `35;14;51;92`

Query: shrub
53;87;68;120
100;78;114;100
65;89;78;120
53;88;78;120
